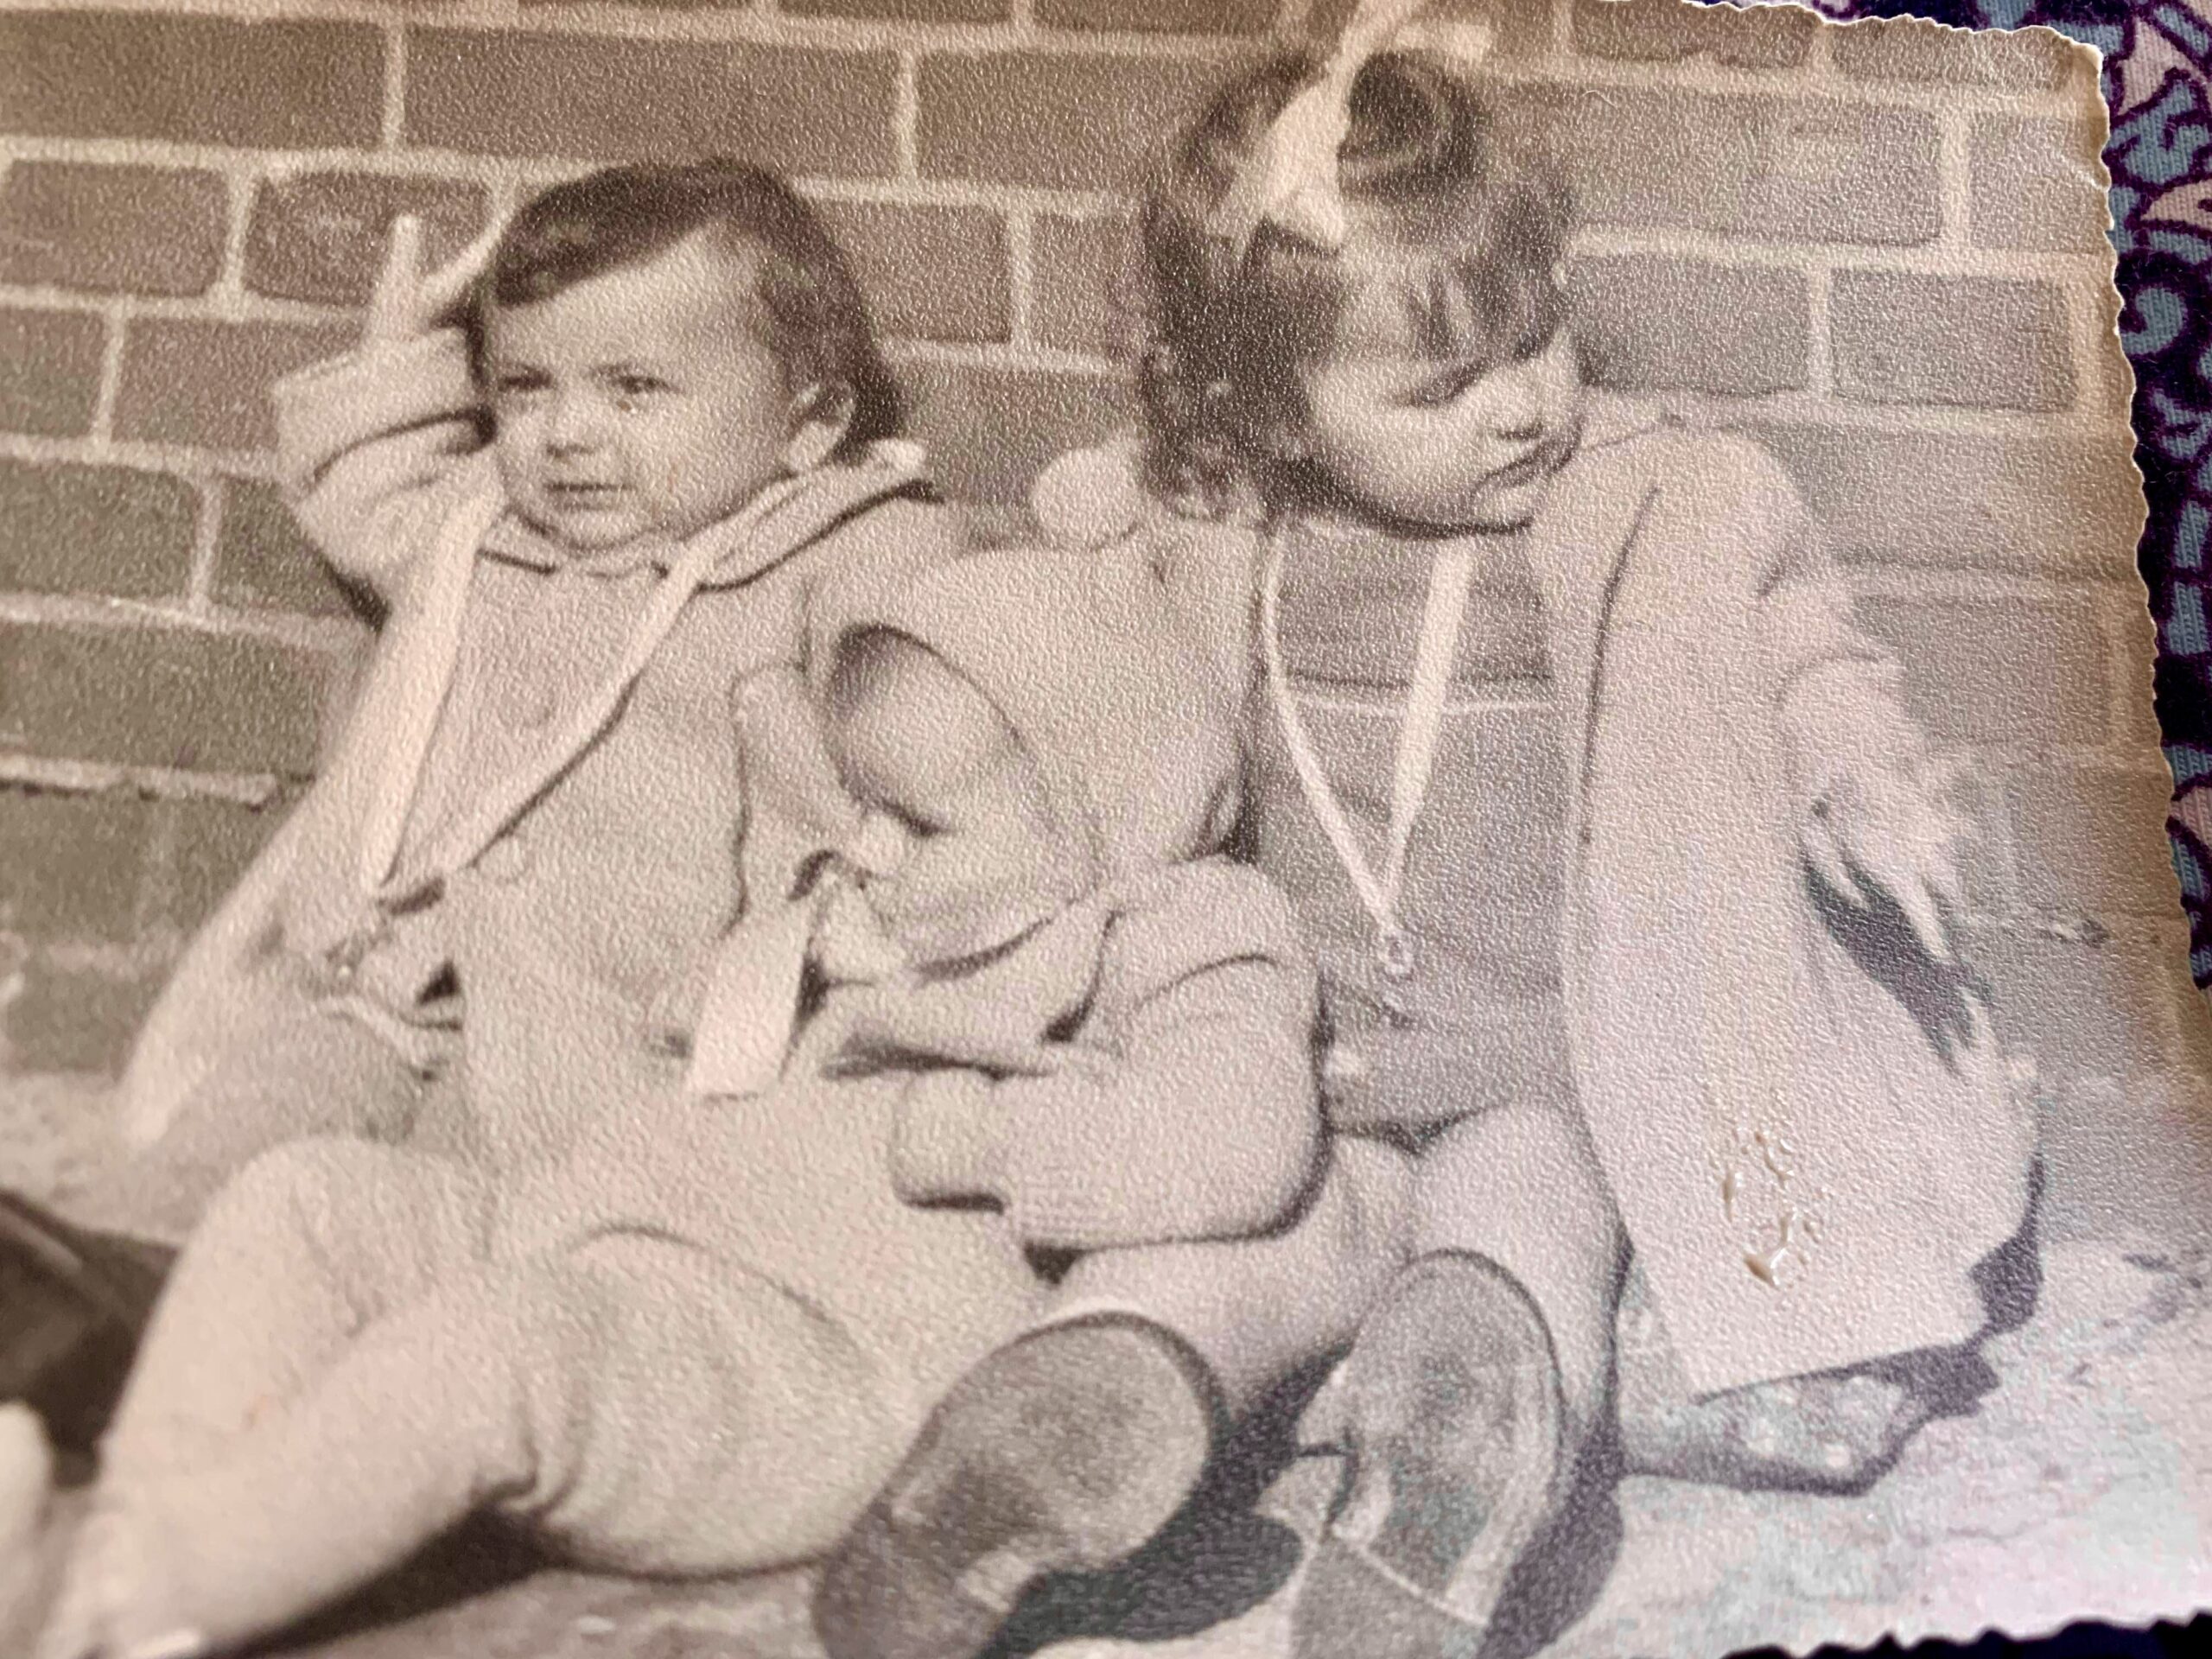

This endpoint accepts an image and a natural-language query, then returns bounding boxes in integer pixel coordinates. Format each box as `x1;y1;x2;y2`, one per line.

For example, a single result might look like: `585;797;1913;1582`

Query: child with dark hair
0;159;950;1458
0;526;1319;1659
815;11;2037;1657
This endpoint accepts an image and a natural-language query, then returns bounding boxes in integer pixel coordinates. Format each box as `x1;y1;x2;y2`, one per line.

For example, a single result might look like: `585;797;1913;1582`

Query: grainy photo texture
0;2;2202;1658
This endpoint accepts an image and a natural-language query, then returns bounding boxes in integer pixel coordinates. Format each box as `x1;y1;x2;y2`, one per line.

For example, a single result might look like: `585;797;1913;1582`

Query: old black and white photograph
0;0;2206;1656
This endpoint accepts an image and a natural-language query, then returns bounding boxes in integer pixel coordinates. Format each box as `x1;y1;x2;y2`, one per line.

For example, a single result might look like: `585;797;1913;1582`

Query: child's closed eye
610;371;674;402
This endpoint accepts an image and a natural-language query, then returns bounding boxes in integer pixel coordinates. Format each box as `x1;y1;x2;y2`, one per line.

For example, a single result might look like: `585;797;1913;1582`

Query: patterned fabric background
1802;0;2212;981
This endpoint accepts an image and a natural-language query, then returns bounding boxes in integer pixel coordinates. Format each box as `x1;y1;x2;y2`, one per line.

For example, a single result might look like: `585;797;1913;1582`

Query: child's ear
785;381;855;474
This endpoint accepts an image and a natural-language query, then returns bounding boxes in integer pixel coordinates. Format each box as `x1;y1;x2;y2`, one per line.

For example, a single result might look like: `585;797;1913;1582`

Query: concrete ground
6;1075;2211;1659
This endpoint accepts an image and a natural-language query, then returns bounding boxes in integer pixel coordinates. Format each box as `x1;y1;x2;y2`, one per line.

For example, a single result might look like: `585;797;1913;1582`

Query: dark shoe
0;1194;173;1465
811;1315;1218;1659
1618;1365;1936;1494
1291;1252;1567;1659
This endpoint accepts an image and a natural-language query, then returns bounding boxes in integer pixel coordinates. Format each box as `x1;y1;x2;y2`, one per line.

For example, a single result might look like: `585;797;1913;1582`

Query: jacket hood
838;536;1243;887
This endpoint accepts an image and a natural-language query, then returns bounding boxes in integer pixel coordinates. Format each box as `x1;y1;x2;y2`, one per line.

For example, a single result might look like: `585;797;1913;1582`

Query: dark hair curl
467;158;901;459
1138;49;1570;515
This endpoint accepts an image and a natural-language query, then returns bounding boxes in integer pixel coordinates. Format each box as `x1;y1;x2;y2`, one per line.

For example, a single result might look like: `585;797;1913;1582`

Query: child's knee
492;1241;898;1574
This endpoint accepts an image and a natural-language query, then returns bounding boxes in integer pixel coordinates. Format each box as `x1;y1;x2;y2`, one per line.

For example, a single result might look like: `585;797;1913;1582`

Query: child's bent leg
1294;1101;1624;1659
1408;1101;1624;1440
99;1139;492;1486
57;1235;897;1659
813;1139;1416;1659
1058;1135;1416;1415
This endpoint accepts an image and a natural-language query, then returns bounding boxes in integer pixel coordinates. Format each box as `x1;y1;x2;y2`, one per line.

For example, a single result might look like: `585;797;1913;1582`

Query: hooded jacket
117;328;958;1175
495;536;1325;1447
682;537;1326;1255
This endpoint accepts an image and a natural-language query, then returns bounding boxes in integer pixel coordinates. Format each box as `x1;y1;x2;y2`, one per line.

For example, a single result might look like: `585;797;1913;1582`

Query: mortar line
893;48;921;180
0;752;286;810
86;302;127;449
380;18;408;150
1936;103;1974;253
1804;262;1834;398
185;473;225;611
1007;208;1037;347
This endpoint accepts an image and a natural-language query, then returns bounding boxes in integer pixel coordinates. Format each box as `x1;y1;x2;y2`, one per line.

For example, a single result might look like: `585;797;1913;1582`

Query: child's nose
545;389;606;453
1491;365;1548;440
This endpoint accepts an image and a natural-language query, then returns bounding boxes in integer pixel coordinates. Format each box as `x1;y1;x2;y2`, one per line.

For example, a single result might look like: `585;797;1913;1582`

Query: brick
0;460;197;601
815;202;1009;346
1856;593;2109;748
1948;759;2016;912
1039;0;1277;34
2008;766;2184;920
213;478;354;618
2035;1063;2212;1248
1510;86;1939;247
2113;595;2164;751
0;620;332;777
1746;424;2144;576
2;957;162;1076
1031;213;1139;357
918;54;1222;192
0;164;226;297
782;0;1010;17
113;320;353;453
1971;115;2112;255
1830;15;2071;89
156;795;288;934
1974;926;2177;1088
0;309;105;438
1831;271;2075;413
1572;0;1815;69
1567;255;1808;395
407;31;896;176
0;14;382;149
902;363;1128;504
1306;0;1551;61
245;175;491;308
0;789;152;942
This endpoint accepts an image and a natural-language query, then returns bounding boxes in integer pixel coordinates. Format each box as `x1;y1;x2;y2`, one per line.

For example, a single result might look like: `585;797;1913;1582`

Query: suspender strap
1259;527;1474;952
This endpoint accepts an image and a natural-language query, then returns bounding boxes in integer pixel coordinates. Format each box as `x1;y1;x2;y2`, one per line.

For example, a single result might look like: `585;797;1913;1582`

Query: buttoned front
118;327;962;1191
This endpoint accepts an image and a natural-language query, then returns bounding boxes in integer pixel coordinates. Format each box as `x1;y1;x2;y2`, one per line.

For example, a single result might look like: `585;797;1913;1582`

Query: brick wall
0;0;2194;1227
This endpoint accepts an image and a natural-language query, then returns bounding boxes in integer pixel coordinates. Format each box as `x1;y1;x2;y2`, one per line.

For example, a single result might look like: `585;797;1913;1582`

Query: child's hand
1801;757;1969;966
361;212;505;351
811;879;910;984
643;956;714;1058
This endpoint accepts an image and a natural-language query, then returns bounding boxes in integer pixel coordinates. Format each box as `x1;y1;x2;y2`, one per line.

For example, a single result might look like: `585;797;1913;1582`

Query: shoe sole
812;1319;1214;1659
1292;1253;1567;1659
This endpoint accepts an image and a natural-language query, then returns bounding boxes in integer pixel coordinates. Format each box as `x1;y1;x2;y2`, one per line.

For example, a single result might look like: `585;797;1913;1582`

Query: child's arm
887;864;1322;1254
271;215;502;604
1753;485;1967;963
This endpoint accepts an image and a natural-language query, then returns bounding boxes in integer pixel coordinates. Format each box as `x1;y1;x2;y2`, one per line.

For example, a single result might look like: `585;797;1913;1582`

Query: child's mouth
1487;440;1567;493
546;481;626;509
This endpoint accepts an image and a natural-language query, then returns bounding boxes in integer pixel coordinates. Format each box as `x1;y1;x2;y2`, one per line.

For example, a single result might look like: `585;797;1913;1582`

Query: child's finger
363;213;425;344
1893;874;1954;965
1922;835;1967;914
418;213;509;321
1801;819;1862;904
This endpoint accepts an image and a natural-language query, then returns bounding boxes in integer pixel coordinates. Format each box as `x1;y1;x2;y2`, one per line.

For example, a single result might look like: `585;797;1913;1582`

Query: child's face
827;637;1093;967
481;231;801;552
1298;279;1585;534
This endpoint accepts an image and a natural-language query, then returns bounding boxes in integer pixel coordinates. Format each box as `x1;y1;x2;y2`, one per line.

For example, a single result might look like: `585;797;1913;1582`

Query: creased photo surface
0;2;2204;1658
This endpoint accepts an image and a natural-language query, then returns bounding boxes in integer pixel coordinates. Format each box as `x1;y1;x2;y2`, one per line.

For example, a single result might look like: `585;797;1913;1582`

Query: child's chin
533;507;651;553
